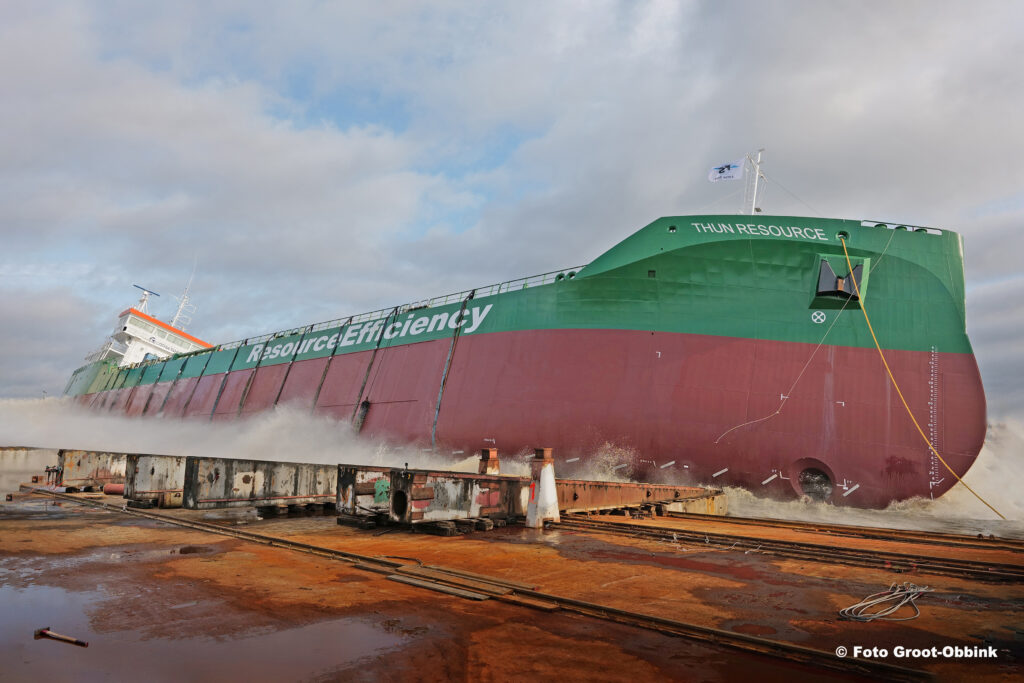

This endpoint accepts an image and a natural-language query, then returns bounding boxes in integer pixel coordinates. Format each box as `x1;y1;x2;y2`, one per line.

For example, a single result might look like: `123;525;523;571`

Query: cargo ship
64;215;986;508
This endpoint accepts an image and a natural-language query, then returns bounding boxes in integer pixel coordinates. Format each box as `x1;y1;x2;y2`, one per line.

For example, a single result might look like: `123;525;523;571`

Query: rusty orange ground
1;493;1020;682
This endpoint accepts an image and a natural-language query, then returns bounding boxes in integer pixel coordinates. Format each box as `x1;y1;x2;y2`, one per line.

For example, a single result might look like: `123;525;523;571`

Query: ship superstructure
70;286;211;390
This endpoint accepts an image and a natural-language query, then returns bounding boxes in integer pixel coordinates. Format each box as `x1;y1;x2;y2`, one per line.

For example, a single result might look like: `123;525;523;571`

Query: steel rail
504;589;928;682
23;487;407;567
664;511;1024;553
22;488;929;681
552;517;1024;583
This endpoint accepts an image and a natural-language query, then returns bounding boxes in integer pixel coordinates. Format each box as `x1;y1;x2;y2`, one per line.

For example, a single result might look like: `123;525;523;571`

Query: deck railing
216;265;586;351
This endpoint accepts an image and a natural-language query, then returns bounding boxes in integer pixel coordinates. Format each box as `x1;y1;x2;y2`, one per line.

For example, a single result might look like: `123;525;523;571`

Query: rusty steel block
387;467;527;525
183;456;337;510
158;491;184;509
124;453;186;507
335;460;724;528
337;465;392;515
57;450;128;489
411;486;435;501
555;479;724;515
478;448;500;475
353;482;377;496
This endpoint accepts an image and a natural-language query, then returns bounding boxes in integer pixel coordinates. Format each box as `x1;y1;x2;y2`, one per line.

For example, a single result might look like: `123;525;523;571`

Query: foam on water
721;420;1024;537
1;398;1020;535
0;397;476;473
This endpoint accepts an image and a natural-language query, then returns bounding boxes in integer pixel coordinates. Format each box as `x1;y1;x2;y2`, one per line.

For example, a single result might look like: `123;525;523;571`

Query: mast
171;260;198;331
744;149;765;215
132;284;160;314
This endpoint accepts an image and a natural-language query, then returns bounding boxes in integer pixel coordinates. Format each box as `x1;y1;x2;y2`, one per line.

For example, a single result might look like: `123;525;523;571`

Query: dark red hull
83;328;985;509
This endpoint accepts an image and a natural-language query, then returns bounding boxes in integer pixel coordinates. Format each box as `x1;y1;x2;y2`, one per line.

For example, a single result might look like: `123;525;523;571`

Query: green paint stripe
64;215;973;396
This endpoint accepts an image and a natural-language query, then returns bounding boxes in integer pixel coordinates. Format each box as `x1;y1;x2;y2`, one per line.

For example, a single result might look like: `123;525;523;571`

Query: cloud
968;280;1024;418
0;288;107;398
0;1;1021;412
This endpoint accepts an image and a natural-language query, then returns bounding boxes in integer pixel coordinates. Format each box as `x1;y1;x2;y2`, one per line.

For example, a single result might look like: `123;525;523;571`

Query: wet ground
0;449;58;496
0;496;844;682
1;491;1022;682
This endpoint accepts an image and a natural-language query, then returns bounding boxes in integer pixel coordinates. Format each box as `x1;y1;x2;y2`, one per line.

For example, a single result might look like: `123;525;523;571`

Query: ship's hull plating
69;215;987;508
78;327;984;508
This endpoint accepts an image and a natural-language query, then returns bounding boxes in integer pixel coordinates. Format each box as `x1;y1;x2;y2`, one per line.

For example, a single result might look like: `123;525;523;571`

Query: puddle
0;584;407;682
0;496;120;522
174;545;213;555
2;544;218;577
473;526;570;547
0;449;59;495
198;508;263;525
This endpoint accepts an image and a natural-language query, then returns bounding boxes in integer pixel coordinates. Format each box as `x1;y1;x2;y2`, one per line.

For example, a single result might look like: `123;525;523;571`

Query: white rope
713;228;897;444
714;293;853;443
839;582;934;622
759;172;823;217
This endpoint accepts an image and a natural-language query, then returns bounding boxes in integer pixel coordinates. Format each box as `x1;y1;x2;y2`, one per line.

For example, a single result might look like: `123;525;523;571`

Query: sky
1;1;1022;416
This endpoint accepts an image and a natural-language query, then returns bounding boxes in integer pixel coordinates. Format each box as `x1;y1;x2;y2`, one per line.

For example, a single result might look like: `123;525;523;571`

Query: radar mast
171;259;198;332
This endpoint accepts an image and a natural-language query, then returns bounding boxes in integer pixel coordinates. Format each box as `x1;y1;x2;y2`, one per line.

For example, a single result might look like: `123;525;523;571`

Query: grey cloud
0;1;1022;415
967;285;1024;418
0;289;107;398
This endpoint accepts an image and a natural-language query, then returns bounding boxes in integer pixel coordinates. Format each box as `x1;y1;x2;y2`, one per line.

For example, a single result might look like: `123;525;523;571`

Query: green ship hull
66;215;985;508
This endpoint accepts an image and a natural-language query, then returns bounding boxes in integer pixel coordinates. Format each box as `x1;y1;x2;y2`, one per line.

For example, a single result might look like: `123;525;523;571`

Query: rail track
551;515;1024;583
663;511;1024;554
20;487;929;681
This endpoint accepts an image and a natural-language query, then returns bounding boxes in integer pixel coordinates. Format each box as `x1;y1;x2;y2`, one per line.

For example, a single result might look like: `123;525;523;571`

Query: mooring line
839;237;1005;520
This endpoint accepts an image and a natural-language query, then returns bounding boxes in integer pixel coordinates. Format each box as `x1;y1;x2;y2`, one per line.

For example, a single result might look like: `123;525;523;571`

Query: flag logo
708;158;745;182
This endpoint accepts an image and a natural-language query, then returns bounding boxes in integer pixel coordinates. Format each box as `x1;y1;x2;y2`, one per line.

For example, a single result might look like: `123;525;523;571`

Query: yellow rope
840;238;1004;519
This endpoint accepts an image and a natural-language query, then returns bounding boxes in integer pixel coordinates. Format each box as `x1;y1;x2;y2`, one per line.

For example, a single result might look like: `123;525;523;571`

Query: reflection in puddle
0;584;406;682
0;449;59;495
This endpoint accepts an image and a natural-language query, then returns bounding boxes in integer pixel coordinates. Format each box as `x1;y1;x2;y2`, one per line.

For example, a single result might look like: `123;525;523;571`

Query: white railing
860;220;942;235
217;265;585;350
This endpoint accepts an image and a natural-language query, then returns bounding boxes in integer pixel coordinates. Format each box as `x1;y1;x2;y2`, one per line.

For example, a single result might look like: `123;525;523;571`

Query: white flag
708;158;745;182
